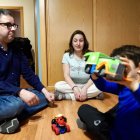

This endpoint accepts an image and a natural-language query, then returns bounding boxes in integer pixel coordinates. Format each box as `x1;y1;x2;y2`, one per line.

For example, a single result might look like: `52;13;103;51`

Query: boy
77;45;140;140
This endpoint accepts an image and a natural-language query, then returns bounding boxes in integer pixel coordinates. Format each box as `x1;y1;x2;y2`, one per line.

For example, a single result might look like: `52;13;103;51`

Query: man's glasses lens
0;22;18;30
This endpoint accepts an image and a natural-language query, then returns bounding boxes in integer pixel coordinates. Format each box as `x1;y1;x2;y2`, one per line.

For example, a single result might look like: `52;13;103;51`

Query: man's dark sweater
0;44;44;96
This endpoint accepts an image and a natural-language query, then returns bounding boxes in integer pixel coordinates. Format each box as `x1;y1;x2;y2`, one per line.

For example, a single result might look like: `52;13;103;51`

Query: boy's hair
110;45;140;67
0;9;13;18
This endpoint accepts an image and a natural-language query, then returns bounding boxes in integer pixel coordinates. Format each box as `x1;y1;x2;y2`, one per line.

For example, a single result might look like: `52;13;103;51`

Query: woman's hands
73;86;87;101
80;87;88;101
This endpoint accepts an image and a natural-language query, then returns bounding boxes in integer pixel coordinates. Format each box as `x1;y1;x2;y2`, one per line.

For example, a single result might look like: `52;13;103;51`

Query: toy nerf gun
84;52;130;81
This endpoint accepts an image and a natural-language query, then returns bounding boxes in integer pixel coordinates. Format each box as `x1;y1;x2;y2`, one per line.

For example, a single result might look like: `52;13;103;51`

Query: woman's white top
62;52;90;84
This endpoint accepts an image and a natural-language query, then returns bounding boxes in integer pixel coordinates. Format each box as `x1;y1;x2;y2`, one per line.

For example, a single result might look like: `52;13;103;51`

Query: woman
55;30;103;101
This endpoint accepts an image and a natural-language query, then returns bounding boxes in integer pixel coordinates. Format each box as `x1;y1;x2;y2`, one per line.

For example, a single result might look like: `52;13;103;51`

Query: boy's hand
91;73;99;80
107;57;140;91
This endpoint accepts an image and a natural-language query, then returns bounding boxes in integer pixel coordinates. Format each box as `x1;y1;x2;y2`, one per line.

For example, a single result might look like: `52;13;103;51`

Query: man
0;9;54;134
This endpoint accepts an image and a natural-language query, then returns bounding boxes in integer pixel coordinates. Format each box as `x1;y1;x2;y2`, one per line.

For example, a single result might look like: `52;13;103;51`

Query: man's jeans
0;89;48;122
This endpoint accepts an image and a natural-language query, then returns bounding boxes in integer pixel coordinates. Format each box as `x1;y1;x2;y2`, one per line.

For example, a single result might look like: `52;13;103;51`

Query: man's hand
19;89;40;106
41;88;55;103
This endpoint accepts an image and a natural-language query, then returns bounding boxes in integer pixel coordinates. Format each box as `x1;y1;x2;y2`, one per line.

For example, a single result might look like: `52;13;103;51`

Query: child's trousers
78;104;118;140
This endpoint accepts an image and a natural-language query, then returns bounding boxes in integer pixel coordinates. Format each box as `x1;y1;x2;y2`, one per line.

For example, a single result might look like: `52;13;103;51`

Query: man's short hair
0;9;13;18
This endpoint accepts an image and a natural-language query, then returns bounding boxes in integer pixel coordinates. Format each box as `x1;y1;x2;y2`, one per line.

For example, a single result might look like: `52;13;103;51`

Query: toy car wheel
52;124;57;131
85;64;92;74
66;125;70;132
55;127;60;135
98;68;105;76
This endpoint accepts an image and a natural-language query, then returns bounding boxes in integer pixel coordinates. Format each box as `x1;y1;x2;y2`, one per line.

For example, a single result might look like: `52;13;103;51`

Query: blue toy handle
90;64;97;74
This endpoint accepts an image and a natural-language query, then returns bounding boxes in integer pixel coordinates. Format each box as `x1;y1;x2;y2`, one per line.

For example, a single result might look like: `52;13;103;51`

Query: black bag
9;37;35;71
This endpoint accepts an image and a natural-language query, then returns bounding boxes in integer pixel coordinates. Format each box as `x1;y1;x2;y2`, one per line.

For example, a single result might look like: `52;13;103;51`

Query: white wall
0;0;35;50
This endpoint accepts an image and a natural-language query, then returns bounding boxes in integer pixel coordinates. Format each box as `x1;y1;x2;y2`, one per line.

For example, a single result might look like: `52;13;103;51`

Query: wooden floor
0;92;118;140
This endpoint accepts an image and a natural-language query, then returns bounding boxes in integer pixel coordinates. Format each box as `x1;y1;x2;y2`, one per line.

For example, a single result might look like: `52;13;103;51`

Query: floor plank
0;93;118;140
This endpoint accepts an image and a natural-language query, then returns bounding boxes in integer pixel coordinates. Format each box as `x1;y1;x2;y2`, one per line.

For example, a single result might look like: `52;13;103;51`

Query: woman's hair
110;45;140;67
65;30;91;55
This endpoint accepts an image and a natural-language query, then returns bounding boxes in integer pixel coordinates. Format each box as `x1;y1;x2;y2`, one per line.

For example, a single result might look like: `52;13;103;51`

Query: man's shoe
55;91;65;100
55;91;72;101
0;118;19;134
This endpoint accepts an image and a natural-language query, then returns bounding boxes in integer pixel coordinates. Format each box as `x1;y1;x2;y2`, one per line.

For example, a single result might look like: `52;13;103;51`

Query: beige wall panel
0;0;35;50
94;0;140;55
41;0;140;89
46;0;93;87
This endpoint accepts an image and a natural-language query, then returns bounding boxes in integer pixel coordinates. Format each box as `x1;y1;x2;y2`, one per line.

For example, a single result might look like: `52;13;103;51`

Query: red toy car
51;114;70;135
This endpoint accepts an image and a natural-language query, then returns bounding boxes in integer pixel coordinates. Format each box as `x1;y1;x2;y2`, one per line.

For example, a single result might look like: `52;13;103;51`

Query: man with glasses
0;9;54;134
0;22;18;30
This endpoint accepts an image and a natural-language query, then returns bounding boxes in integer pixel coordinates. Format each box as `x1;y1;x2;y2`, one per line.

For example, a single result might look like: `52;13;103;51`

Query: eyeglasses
0;22;18;30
